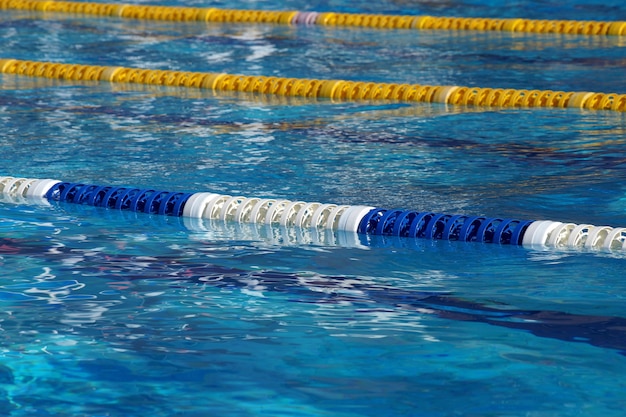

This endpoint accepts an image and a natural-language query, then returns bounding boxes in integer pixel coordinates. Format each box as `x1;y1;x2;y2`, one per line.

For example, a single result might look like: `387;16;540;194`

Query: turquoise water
2;1;626;416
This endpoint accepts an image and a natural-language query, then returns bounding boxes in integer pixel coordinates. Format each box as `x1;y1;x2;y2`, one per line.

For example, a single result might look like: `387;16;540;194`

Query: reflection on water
2;223;626;356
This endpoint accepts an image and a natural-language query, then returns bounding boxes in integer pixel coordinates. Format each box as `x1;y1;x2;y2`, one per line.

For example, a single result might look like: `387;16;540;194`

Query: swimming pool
1;1;626;416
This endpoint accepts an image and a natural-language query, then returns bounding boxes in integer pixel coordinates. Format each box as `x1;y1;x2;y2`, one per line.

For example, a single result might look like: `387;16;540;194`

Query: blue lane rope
44;181;193;216
1;176;626;251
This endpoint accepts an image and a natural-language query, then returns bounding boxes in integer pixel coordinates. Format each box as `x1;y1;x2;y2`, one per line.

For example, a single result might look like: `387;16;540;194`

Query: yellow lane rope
1;0;625;36
1;58;625;111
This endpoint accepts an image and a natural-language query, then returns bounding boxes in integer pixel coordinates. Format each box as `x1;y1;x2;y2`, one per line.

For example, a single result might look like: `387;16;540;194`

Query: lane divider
1;58;625;112
1;0;625;36
2;176;625;251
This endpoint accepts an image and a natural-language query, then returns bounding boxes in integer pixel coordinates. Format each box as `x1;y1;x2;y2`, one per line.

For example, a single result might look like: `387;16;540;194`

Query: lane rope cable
1;58;625;112
2;176;625;252
1;0;625;36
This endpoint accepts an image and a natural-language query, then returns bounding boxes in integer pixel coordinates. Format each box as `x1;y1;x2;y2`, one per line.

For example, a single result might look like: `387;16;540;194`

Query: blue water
2;1;626;416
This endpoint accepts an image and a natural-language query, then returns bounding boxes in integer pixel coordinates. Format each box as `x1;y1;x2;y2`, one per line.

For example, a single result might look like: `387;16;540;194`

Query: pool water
2;1;626;416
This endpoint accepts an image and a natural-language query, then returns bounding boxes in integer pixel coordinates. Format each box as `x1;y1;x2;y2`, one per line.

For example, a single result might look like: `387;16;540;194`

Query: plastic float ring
375;209;404;235
219;196;247;221
458;216;486;242
0;59;17;72
310;204;337;228
318;81;343;99
441;214;466;240
247;199;273;224
324;205;349;229
618;233;626;250
170;193;193;216
319;204;348;230
546;223;577;247
5;178;30;197
142;190;167;214
15;179;36;197
233;197;261;223
317;12;337;25
411;16;434;29
424;213;449;240
390;210;417;236
128;189;154;212
608;21;626;36
180;192;214;218
0;177;16;193
26;179;61;198
203;195;231;219
15;179;37;197
109;188;133;209
475;218;502;243
60;183;84;202
601;227;626;250
280;201;306;226
567;92;594;108
2;178;24;195
44;182;71;201
72;184;98;204
99;66;124;82
290;11;304;24
510;220;534;245
337;206;375;232
115;188;141;210
534;221;564;246
304;12;319;25
522;220;562;246
566;224;594;248
156;192;179;215
294;202;321;228
99;187;123;208
142;190;169;214
584;226;613;249
201;73;228;90
357;208;385;234
491;219;516;244
407;212;436;238
432;86;459;104
87;186;110;208
264;199;290;224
